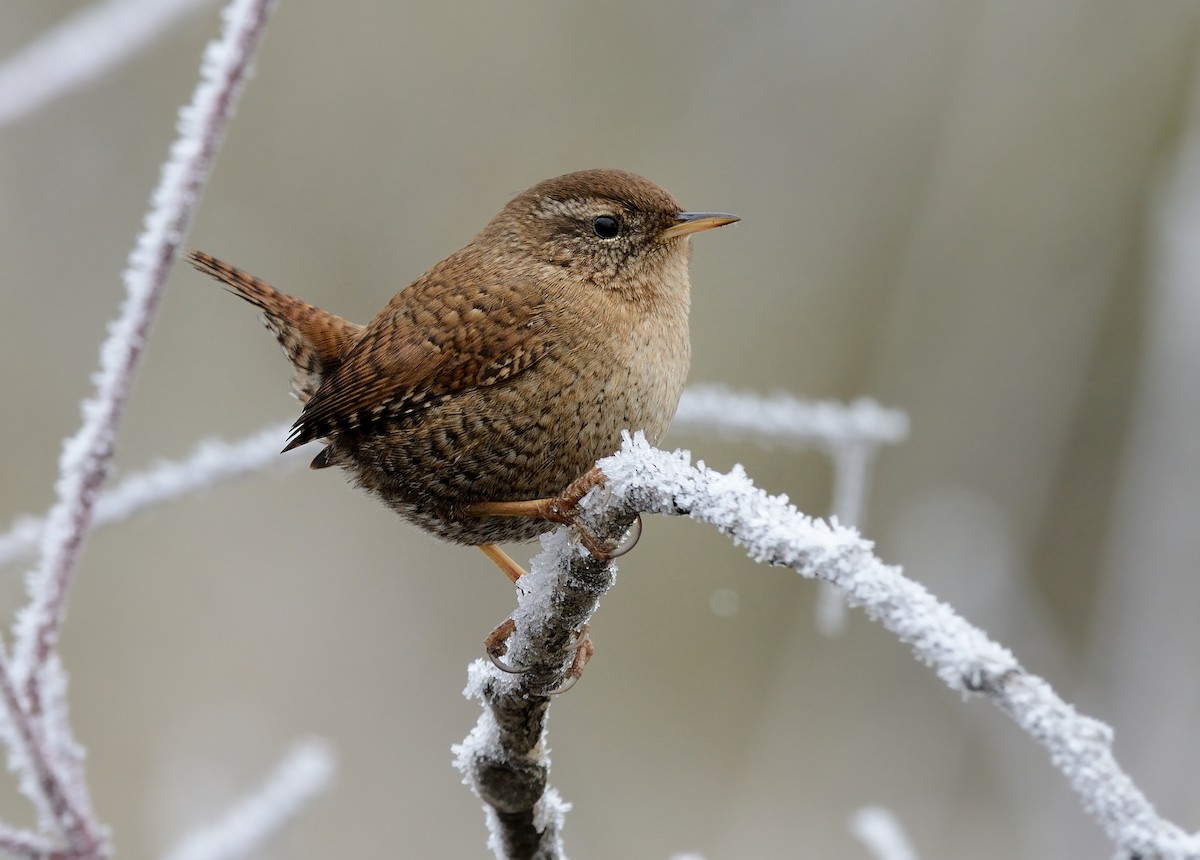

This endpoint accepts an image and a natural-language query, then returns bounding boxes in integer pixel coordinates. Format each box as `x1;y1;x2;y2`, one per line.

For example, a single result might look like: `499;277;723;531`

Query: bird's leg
463;467;622;559
477;544;526;583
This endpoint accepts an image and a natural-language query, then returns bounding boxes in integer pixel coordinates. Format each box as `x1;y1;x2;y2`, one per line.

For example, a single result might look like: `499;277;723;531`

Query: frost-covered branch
676;386;904;634
0;423;299;570
457;434;1200;860
0;389;898;572
672;385;908;449
0;824;57;860
0;0;212;128
12;0;276;689
161;740;335;860
453;522;626;860
0;1;277;856
850;806;917;860
601;436;1200;859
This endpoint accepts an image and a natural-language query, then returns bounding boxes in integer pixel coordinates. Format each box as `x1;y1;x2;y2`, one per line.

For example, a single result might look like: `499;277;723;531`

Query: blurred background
3;1;1200;856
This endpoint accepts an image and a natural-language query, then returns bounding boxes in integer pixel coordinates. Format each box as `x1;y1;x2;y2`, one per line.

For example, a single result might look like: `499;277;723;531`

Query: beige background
3;1;1200;857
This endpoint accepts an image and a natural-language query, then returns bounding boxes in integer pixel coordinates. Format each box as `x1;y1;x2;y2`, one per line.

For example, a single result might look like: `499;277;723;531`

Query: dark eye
591;215;620;239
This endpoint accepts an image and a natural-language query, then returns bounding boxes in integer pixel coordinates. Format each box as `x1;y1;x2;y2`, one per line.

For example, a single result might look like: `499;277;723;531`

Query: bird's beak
660;211;740;240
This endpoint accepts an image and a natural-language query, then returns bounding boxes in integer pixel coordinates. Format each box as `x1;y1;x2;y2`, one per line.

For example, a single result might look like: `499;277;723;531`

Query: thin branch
0;389;902;571
598;435;1199;859
0;0;212;128
161;739;335;860
676;386;903;636
458;435;1200;860
0;823;58;860
672;385;908;449
0;423;299;570
815;441;878;635
453;517;632;860
0;0;278;854
849;806;918;860
0;643;96;852
12;0;278;690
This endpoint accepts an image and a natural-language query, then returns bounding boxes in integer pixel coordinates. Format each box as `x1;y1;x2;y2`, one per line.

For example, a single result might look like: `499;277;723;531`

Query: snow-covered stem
0;825;58;860
0;390;902;573
0;641;105;855
12;0;277;692
672;385;908;449
849;806;917;860
0;0;211;128
0;0;277;855
815;438;879;635
458;434;1197;860
453;515;635;860
0;423;300;570
675;386;902;637
161;739;336;860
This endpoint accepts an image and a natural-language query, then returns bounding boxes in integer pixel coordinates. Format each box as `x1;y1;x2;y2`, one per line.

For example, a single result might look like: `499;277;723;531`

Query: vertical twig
13;0;278;694
454;513;634;860
815;440;877;634
0;0;279;854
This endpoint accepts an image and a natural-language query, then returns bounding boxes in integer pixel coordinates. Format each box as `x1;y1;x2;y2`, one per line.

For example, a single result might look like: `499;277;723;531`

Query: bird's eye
591;215;621;239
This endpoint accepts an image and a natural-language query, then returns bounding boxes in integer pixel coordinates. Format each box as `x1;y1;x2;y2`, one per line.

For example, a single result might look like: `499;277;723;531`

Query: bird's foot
464;467;641;561
484;618;593;694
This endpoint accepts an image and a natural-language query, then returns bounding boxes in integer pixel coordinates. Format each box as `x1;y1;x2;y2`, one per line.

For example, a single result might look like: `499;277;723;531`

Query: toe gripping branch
463;466;642;562
480;474;642;696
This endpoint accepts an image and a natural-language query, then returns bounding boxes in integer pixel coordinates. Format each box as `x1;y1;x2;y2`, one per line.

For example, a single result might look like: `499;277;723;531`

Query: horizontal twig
0;389;902;571
0;424;299;570
457;434;1200;860
672;385;908;448
0;0;211;128
596;435;1199;860
0;822;58;860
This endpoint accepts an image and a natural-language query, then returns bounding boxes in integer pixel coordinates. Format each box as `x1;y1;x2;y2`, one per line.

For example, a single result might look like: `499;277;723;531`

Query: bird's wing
285;274;551;450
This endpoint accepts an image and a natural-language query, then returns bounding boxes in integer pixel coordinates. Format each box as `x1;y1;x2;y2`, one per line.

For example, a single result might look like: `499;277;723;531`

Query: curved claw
543;631;594;696
484;617;530;674
487;649;529;674
607;514;642;559
545;672;582;696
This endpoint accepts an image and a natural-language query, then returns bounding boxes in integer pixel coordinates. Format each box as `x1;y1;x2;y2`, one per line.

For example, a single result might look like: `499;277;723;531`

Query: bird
188;168;737;583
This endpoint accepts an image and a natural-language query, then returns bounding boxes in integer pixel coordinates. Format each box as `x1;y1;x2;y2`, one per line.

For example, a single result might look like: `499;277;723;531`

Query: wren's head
480;168;738;301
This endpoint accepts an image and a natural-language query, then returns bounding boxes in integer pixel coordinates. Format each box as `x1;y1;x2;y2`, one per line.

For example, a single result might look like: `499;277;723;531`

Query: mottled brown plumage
188;168;736;553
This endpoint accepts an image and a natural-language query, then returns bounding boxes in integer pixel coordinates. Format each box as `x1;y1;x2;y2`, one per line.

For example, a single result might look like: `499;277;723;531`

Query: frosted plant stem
458;435;1198;860
454;513;635;860
815;441;878;635
672;385;908;449
0;423;300;570
0;391;904;572
850;806;918;860
0;824;57;860
0;0;211;128
0;642;97;853
161;739;336;860
12;0;277;693
0;0;277;855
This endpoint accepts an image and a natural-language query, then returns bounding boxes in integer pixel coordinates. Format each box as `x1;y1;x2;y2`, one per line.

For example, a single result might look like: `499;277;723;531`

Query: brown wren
188;169;737;581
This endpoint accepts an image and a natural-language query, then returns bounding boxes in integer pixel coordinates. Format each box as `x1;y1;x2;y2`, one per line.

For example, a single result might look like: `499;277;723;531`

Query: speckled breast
340;313;690;546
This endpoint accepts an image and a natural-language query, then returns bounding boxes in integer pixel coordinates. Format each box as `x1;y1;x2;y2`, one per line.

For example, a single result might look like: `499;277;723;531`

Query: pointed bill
660;211;740;240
